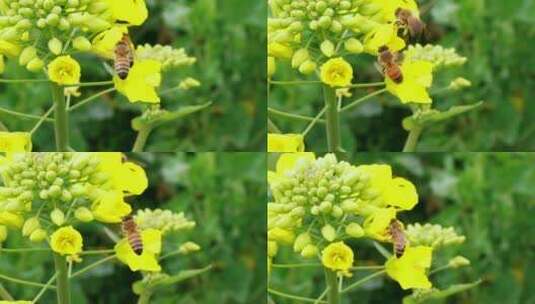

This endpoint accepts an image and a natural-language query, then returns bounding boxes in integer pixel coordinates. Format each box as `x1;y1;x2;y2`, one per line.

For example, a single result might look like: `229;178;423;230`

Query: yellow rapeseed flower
385;245;432;289
320;57;353;87
47;56;81;85
114;60;162;103
0;132;32;152
50;226;83;256
106;0;148;26
321;241;354;272
268;133;305;152
90;191;132;223
386;60;433;104
380;0;419;22
364;24;406;55
268;153;315;186
96;153;148;195
115;228;162;272
92;26;129;59
363;207;397;241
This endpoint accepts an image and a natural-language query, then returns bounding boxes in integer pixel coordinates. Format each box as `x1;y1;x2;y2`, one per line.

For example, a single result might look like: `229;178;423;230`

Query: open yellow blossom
357;164;418;210
90;190;132;223
363;207;397;241
92;26;129;59
0;40;21;57
386;60;433;104
47;56;81;85
320;57;353;87
321;241;354;272
50;226;83;256
114;60;162;103
268;153;315;186
364;24;406;55
0;132;31;152
96;153;148;195
385;246;432;289
106;0;148;26
380;0;420;22
268;133;305;152
115;228;162;272
0;212;23;228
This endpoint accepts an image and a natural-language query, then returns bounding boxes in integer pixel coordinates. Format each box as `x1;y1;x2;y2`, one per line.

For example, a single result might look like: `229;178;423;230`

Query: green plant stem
268;107;326;123
53;253;70;304
0;121;7;131
348;82;385;88
70;255;116;279
31;273;57;304
272;263;322;268
339;88;388;113
132;127;153;152
323;85;342;154
267;118;281;133
79;249;115;255
0;247;50;253
302;106;327;136
137;291;153;304
68;88;115;111
30;105;55;135
314;287;329;304
324;268;340;304
0;284;13;300
349;265;385;271
63;81;113;87
429;264;453;275
0;107;55;122
269;80;321;85
402;125;423;152
0;273;56;289
268;288;327;303
51;83;69;151
0;79;49;83
341;270;386;294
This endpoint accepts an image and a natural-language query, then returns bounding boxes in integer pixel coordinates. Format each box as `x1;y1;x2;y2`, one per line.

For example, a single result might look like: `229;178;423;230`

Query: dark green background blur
269;0;535;152
268;152;535;303
0;153;266;303
0;0;266;152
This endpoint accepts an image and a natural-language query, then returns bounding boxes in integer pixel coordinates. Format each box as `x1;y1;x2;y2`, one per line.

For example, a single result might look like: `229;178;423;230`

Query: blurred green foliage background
269;0;535;152
268;152;535;303
0;152;266;303
0;0;266;151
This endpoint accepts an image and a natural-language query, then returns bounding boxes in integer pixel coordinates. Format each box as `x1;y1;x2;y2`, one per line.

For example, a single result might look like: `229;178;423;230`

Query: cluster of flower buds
405;222;466;248
0;0;111;72
403;44;468;69
135;44;197;71
135;208;196;235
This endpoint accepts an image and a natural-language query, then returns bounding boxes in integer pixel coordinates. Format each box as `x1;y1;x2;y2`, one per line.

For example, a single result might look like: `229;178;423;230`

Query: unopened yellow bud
320;39;335;57
50;208;65;226
74;207;93;222
30;228;47;242
293;232;311;252
321;224;336;242
27;58;45;72
48;38;63;55
178;241;201;254
345;223;364;238
0;225;7;242
268;56;276;77
344;38;363;54
22;217;40;236
301;244;318;258
298;60;316;75
72;36;91;51
449;256;470;268
291;48;309;68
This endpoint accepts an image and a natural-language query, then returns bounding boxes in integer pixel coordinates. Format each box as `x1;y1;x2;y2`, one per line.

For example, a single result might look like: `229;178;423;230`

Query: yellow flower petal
385;246;432;289
0;132;32;152
321;241;354;271
0;211;23;228
92;26;129;59
114;60;162;103
105;0;148;26
115;229;162;272
91;190;132;223
268;133;305;152
363;207;397;241
47;56;81;85
386;60;433;104
364;24;406;55
384;177;418;210
50;226;83;256
96;153;148;195
320;57;353;87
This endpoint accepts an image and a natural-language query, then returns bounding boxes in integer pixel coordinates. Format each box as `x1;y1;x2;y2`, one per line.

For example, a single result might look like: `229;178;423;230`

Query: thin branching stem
269;80;322;85
272;263;322;268
63;81;113;87
269;107;326;123
340;270;386;294
268;288;327;303
0;107;55;122
31;273;58;304
30;105;56;135
302;106;327;136
70;255;117;279
68;88;116;111
339;88;388;113
0;273;57;289
0;284;13;300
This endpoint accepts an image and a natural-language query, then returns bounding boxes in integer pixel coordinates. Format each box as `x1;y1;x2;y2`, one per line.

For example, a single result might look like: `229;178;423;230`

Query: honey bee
121;214;143;255
114;33;135;80
377;46;403;84
395;8;425;39
388;219;407;258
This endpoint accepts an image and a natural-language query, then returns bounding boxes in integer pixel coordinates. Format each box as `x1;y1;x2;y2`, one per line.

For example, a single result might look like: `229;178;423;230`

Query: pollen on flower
321;241;354;272
320;57;353;87
47;56;81;85
50;226;83;255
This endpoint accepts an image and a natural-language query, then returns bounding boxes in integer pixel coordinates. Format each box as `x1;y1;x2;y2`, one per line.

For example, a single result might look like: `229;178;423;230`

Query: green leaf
402;280;482;304
151;265;213;290
402;101;483;131
132;102;212;131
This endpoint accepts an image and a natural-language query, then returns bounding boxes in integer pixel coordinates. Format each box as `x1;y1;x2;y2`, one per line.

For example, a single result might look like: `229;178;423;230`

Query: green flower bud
345;223;364;238
344;38;363;54
331;206;343;218
48;38;63;55
72;36;91;51
0;225;6;242
61;190;72;202
70;184;86;197
321;224;336;241
50;208;65;226
298;60;316;75
320;39;335;57
291;48;309;68
27;57;45;72
448;256;470;268
293;232;311;252
29;228;47;242
48;185;61;198
268;240;278;257
300;244;318;258
22;217;40;236
74;207;93;222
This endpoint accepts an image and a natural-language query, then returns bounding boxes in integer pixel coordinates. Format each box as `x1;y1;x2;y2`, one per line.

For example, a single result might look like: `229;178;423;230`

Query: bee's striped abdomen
121;215;143;255
114;34;134;80
388;219;407;258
